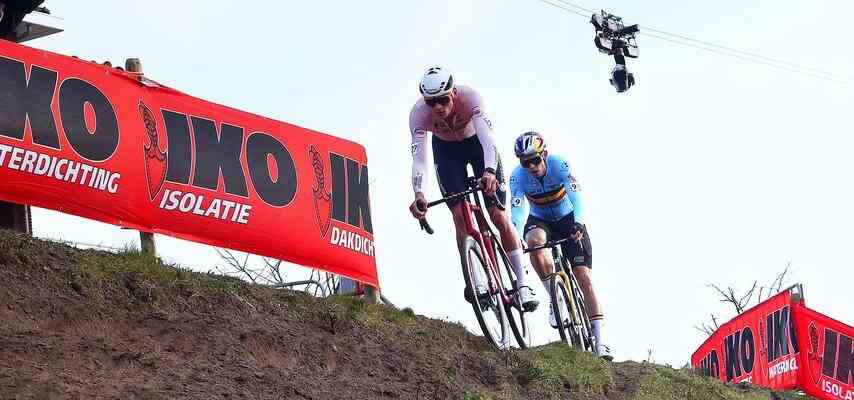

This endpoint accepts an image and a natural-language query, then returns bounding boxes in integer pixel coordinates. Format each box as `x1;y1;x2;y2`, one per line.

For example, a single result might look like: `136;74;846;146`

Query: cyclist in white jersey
408;66;538;311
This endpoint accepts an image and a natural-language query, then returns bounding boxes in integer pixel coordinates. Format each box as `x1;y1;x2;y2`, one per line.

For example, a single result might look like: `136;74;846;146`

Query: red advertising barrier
693;285;853;399
0;40;378;287
692;286;803;390
793;305;854;400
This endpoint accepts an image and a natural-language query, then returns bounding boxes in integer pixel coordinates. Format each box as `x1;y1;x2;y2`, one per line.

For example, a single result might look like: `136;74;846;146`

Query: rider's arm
509;170;528;237
410;128;430;196
409;110;430;196
557;156;585;224
469;92;498;172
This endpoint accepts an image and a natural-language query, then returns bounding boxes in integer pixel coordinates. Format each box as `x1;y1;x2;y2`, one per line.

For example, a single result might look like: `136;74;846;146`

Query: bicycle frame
418;178;514;306
461;190;512;306
417;178;532;349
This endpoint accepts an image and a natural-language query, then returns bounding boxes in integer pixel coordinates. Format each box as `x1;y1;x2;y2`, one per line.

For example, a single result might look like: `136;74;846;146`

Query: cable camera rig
591;11;639;93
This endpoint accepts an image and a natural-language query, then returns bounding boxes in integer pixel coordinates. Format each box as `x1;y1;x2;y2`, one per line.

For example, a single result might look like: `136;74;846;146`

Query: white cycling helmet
419;66;454;98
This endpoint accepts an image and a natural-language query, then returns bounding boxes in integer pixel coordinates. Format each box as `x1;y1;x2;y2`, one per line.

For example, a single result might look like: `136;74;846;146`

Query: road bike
417;177;531;349
525;237;595;352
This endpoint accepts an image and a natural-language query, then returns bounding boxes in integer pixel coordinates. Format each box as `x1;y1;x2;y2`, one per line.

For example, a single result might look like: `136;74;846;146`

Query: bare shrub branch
214;248;342;298
697;263;792;337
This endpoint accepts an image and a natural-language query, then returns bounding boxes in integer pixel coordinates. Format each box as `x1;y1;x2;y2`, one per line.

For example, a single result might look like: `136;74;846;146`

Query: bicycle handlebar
416;177;505;234
523;237;575;253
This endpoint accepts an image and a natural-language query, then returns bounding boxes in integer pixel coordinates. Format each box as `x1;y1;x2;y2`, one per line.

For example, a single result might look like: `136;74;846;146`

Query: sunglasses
520;156;543;168
425;95;451;107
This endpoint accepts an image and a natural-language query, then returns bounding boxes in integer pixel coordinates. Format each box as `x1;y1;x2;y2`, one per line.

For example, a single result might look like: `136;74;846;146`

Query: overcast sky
25;0;854;365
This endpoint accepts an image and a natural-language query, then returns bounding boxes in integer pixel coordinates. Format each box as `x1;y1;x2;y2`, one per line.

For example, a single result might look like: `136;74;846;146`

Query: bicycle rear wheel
489;236;532;349
460;236;511;350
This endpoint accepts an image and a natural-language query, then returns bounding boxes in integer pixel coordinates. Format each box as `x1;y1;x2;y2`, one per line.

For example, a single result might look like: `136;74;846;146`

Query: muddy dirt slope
0;229;810;399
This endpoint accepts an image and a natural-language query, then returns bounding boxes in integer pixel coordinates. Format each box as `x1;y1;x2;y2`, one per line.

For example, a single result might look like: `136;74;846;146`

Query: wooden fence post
125;57;156;256
337;277;380;304
364;285;380;304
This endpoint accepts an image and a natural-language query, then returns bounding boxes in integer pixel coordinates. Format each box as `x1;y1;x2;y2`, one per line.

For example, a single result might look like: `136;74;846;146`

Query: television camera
591;11;639;93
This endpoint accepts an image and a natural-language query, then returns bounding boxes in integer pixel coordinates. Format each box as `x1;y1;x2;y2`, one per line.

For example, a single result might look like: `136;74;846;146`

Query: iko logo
698;350;720;379
820;328;853;387
309;145;372;238
724;326;756;382
155;110;297;207
0;56;119;161
806;324;854;399
765;306;800;363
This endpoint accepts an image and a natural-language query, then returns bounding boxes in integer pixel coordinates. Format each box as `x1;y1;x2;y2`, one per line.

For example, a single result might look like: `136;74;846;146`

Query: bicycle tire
568;270;595;353
551;251;584;348
489;235;532;349
554;252;594;353
459;235;511;350
550;275;574;346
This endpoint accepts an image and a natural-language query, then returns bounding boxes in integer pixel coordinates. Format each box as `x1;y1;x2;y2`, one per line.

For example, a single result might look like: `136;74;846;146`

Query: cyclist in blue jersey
509;131;612;360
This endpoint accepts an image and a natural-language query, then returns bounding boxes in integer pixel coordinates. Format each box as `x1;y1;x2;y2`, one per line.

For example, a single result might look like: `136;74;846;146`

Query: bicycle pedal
464;285;489;304
477;295;493;311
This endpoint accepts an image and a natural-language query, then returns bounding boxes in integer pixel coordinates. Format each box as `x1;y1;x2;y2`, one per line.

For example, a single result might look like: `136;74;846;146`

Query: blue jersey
509;154;584;237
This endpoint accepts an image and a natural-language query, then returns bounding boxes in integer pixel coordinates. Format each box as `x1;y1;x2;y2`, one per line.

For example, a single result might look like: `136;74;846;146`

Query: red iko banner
0;40;378;287
692;285;854;399
793;305;854;400
692;287;802;390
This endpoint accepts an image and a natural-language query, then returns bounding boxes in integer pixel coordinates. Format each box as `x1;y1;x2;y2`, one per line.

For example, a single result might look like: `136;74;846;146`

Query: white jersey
408;85;498;194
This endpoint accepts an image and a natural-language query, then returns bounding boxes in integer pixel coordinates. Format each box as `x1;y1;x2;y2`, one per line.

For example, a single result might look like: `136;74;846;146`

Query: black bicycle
525;237;594;352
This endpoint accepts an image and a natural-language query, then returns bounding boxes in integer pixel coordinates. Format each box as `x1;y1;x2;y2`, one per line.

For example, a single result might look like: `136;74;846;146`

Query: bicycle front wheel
568;270;595;353
460;235;511;350
550;275;576;347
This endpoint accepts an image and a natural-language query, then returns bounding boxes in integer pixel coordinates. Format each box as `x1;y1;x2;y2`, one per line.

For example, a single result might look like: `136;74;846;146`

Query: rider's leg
524;227;559;325
523;227;554;280
449;202;471;250
573;265;607;356
450;202;486;303
432;135;469;249
572;266;602;318
475;147;533;289
525;227;556;304
486;205;527;285
487;206;539;310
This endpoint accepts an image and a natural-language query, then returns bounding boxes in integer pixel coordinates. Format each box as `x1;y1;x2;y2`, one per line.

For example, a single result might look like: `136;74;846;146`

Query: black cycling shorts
432;135;505;208
523;213;593;268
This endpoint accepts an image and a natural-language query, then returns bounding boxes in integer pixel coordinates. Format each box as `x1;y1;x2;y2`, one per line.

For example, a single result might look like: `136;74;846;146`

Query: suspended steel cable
641;25;853;82
641;31;851;85
534;0;588;19
544;0;596;14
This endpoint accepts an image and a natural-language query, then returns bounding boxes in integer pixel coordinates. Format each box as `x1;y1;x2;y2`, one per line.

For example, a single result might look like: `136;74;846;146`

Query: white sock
509;249;528;288
541;278;552;301
591;316;604;347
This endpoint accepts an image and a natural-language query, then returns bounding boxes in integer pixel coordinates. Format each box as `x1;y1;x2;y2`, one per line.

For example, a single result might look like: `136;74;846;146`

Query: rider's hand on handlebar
409;192;428;219
480;170;498;197
569;222;585;241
